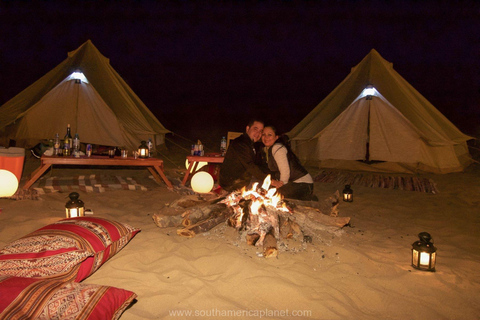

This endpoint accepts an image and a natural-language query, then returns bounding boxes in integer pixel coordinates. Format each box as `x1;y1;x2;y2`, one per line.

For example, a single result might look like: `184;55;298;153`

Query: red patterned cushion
0;248;92;279
0;217;140;282
0;276;136;320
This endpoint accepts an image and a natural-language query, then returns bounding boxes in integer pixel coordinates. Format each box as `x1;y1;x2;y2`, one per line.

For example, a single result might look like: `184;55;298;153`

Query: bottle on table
86;144;92;157
73;133;80;157
54;133;60;155
220;136;227;156
196;140;204;156
63;124;72;156
147;138;153;157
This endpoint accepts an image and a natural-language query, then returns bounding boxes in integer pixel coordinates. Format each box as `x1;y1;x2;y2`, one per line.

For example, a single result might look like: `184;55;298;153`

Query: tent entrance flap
317;93;430;164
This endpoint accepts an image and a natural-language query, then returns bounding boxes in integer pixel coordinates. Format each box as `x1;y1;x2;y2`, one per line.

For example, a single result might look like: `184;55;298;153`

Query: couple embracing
219;119;316;201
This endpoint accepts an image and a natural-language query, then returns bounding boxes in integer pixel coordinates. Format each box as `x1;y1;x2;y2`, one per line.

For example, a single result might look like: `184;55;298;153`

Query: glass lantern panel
67;208;78;218
419;252;431;266
412;249;419;266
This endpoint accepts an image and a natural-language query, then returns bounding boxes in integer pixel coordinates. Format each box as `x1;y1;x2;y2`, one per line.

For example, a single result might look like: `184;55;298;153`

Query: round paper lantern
0;169;19;197
185;159;208;172
191;171;214;194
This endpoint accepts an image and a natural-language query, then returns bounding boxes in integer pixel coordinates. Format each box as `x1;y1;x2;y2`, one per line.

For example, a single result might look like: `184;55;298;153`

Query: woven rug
31;174;152;194
314;170;438;194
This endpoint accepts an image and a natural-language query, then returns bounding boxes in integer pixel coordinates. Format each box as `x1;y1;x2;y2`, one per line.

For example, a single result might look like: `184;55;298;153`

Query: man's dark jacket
219;133;267;192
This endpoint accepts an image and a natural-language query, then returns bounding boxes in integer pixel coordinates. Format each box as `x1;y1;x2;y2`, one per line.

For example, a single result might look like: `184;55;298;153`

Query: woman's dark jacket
267;142;308;182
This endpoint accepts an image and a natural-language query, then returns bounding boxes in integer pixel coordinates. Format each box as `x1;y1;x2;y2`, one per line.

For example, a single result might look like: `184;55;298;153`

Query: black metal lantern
342;185;353;202
65;192;85;218
138;141;149;158
412;232;437;272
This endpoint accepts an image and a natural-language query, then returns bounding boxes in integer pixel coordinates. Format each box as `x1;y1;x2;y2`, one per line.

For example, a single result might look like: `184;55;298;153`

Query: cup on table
108;149;115;158
133;151;138;159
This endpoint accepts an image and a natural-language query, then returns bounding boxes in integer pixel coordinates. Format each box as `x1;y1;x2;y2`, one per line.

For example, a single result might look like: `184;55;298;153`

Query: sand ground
1;139;479;320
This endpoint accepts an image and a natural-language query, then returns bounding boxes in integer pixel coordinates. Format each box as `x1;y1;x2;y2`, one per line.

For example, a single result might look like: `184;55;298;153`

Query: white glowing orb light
191;171;214;194
185;159;208;172
0;169;19;197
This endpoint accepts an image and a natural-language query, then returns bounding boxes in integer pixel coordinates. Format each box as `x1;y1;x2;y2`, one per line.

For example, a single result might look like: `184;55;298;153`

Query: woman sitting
261;125;317;201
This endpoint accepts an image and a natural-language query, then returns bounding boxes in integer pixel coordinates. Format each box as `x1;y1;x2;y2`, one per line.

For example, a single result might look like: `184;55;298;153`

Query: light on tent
363;87;377;97
68;71;89;83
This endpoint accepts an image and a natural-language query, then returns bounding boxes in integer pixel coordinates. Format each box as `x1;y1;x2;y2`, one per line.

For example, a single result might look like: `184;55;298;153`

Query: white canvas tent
0;40;170;151
288;49;473;174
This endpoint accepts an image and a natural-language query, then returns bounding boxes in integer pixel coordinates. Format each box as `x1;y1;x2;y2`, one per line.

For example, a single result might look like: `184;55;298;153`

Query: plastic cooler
0;147;25;183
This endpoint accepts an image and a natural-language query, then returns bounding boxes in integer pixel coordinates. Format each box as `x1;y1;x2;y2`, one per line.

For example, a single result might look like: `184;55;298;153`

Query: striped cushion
0;276;136;320
0;217;140;282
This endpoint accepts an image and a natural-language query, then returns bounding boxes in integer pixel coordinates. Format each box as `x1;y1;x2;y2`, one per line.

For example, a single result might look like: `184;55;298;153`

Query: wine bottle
220;136;227;156
63;124;72;156
54;133;60;156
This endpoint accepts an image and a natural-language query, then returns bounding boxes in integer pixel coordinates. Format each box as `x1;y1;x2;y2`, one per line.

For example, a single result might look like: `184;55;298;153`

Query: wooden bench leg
149;166;173;189
22;164;52;190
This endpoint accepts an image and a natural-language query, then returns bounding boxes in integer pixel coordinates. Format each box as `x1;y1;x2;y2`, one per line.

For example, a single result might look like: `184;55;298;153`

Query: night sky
1;1;479;142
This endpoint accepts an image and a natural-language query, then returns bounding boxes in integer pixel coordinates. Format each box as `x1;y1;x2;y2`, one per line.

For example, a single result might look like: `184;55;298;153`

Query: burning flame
221;175;290;236
261;174;271;190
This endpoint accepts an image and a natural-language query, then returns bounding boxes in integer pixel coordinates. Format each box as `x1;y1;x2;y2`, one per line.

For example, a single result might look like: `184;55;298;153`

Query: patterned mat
32;175;152;194
314;170;439;194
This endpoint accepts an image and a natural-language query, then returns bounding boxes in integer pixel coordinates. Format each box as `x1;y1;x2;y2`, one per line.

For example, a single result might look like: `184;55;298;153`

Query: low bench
22;155;173;190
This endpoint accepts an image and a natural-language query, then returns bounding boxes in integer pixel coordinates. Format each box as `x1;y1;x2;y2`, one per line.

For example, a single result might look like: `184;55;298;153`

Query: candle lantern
411;232;437;272
138;141;149;158
0;169;19;197
342;185;353;202
191;171;214;194
65;192;85;218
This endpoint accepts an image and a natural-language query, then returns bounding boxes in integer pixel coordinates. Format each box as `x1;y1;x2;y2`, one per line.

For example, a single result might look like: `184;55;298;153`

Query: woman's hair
264;125;291;148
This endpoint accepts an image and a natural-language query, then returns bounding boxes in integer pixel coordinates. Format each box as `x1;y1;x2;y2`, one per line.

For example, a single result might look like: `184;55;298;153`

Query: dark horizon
1;1;479;143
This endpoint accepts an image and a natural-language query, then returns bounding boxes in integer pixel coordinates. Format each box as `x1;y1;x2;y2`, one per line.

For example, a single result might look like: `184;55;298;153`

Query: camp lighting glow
138;141;149;158
360;85;378;100
0;169;19;197
65;192;85;218
342;185;353;202
411;232;437;272
68;71;89;83
191;171;214;194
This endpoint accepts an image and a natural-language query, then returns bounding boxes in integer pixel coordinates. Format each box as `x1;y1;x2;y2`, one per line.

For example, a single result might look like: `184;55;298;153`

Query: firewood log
152;212;184;228
286;190;340;217
281;207;350;237
246;233;260;246
154;203;229;229
176;208;231;237
263;228;278;258
176;228;195;238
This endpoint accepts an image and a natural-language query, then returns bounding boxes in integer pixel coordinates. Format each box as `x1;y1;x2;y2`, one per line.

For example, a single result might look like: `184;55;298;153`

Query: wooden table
182;154;224;186
22;155;173;190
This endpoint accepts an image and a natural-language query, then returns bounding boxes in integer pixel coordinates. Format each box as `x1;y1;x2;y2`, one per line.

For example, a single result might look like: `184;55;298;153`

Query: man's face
246;121;264;142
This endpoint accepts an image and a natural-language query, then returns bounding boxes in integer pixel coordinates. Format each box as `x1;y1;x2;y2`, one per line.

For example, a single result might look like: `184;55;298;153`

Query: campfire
153;175;351;258
219;175;292;257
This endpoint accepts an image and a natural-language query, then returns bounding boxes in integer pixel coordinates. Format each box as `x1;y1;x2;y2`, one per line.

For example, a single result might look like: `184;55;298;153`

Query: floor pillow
0;217;140;282
0;275;137;320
